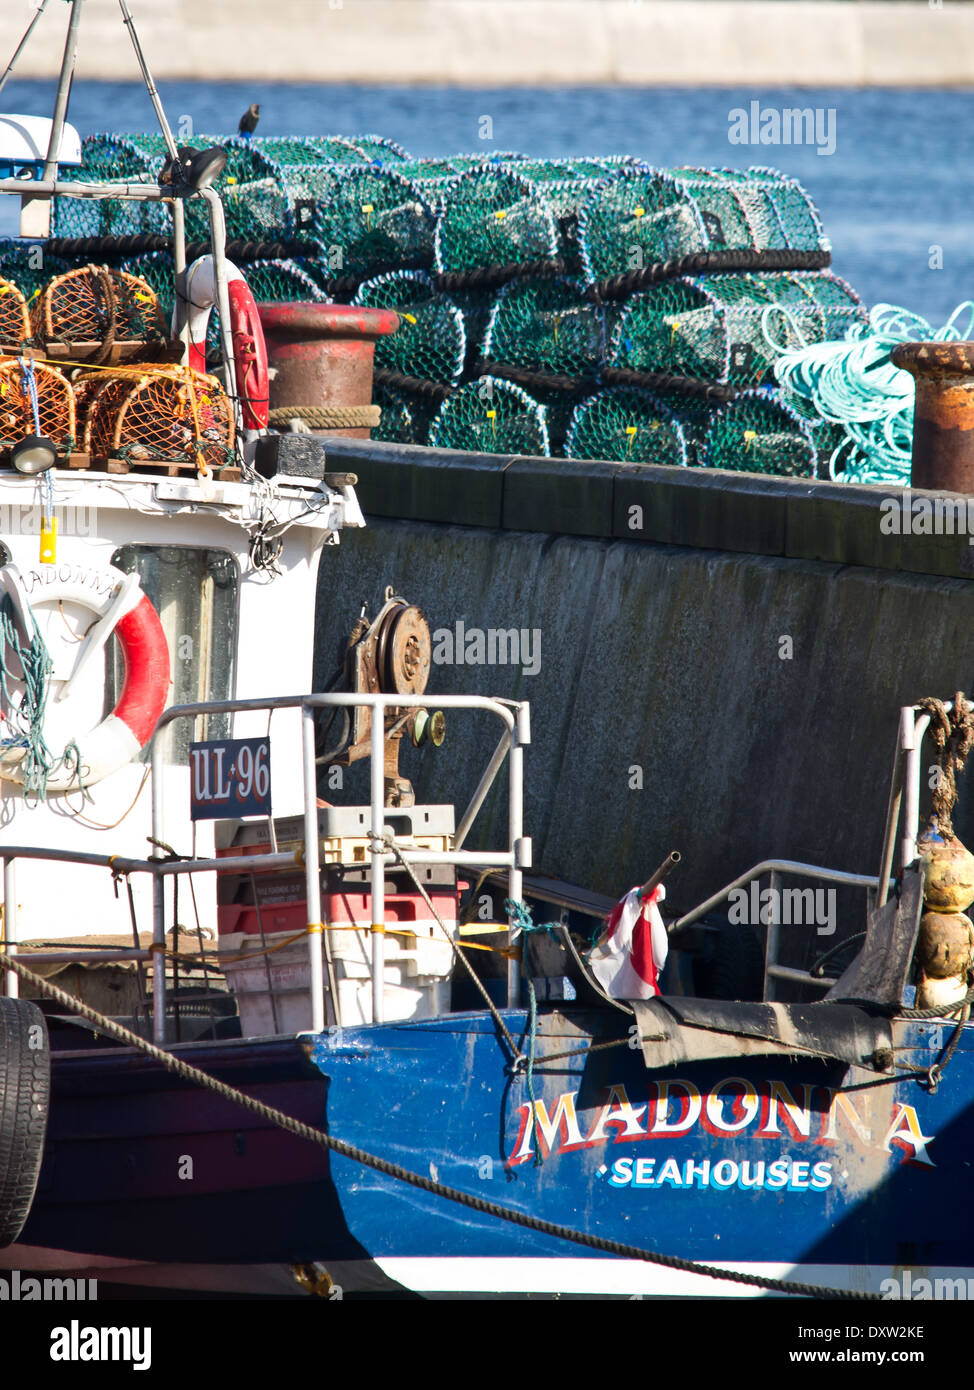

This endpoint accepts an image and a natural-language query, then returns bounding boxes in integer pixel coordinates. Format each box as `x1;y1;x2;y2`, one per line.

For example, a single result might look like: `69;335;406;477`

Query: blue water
2;79;971;324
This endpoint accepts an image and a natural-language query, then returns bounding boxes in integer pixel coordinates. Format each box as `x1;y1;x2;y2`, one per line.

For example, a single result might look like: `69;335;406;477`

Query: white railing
1;692;531;1046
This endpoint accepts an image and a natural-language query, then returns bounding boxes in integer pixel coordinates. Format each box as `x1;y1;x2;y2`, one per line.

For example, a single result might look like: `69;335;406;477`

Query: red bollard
892;341;974;493
257;303;400;439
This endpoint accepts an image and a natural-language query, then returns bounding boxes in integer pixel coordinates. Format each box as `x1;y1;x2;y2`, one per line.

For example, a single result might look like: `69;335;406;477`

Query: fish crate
214;803;455;872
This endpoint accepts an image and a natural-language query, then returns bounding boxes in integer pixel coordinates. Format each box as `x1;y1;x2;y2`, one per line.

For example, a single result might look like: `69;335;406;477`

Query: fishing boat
2;0;974;1307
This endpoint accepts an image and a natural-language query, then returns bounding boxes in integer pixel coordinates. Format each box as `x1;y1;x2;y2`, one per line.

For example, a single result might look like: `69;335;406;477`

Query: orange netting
0;358;75;453
0;278;30;347
31;265;165;344
83;366;235;471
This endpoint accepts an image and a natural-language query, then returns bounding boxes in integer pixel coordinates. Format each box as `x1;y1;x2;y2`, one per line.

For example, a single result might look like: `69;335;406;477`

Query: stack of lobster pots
0;265;237;478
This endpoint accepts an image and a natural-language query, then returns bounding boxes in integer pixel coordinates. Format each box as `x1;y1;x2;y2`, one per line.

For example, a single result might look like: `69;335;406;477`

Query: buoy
173;254;269;431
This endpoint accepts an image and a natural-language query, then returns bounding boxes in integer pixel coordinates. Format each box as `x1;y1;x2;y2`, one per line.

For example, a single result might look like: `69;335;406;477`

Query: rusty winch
318;587;445;807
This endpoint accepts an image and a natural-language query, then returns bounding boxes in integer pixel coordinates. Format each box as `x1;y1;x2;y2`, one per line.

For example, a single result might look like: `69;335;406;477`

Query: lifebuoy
0;563;170;793
173;255;270;431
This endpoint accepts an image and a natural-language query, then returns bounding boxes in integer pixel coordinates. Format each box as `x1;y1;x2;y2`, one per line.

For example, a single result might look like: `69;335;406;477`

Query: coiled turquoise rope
769;302;974;485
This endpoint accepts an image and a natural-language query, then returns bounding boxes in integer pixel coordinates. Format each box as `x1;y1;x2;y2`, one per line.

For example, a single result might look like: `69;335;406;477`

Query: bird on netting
238;104;260;138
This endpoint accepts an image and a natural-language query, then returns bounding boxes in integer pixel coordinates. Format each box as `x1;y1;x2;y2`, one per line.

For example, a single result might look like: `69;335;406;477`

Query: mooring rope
0;948;880;1300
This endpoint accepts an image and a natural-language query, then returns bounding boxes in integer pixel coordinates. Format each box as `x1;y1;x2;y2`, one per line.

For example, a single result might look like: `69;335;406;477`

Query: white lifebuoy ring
173;254;270;431
0;563;170;793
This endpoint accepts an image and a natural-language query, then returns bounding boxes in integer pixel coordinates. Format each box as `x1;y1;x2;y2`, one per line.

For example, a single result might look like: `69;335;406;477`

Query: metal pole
151;869;166;1045
0;0;53;100
454;729;511;851
876;707;909;908
302;705;326;1032
902;711;930;872
41;0;84;184
171;200;189;362
3;860;16;999
370;702;386;1024
201;188;242;436
763;869;778;1002
506;705;528;1007
117;0;180;161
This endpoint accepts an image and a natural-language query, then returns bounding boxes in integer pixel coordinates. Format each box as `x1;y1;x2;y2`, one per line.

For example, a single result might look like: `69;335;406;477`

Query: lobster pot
429;376;549;456
0;242;69;302
514;158;637;257
701;389;816;477
373;382;433;445
0;277;30;347
483;276;612;375
84;368;235;471
578;166;827;284
434;165;558;274
51;187;171;240
31;266;165;346
354;270;465;385
611;271;867;387
300;165;435;280
0;359;75;456
565;385;688;465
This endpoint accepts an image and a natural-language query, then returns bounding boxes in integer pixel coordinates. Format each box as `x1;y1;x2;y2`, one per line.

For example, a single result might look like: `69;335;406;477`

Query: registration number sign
189;737;271;820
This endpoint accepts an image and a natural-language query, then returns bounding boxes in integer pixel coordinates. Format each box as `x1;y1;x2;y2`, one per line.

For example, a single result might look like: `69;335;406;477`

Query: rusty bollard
258;303;400;438
892;341;974;492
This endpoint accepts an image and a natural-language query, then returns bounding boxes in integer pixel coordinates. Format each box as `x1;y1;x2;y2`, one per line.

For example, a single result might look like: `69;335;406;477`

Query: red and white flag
588;884;668;1000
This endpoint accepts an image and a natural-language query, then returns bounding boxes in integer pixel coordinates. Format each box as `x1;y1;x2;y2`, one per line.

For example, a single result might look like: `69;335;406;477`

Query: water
1;78;971;325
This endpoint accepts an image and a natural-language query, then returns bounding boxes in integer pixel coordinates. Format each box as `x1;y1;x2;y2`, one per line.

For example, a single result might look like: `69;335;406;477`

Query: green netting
346;134;409;162
564;386;687;465
51;188;172;239
700;389;816;476
353;270;465;384
610;270;866;386
0;242;70;301
483;277;609;374
434;165;558;273
373;383;431;445
428;377;549;455
578;166;828;284
530;386;584;458
448;288;494;365
287;166;435;277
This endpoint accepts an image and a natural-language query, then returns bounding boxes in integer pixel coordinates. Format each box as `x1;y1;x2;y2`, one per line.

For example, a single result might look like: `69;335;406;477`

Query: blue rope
771;302;974;486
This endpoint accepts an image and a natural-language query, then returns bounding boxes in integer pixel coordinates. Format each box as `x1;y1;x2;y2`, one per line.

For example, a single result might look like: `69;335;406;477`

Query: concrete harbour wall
4;1;973;87
314;439;974;925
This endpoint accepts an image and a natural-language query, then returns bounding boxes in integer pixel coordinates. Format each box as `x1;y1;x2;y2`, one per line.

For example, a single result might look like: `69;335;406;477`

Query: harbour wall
316;439;974;922
6;1;974;87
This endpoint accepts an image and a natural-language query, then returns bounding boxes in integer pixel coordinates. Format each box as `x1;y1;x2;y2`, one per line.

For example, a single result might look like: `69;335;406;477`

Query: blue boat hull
21;1006;974;1296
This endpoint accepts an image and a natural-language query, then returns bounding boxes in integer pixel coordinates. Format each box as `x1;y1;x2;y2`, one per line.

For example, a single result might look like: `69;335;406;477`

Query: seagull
238;103;260;138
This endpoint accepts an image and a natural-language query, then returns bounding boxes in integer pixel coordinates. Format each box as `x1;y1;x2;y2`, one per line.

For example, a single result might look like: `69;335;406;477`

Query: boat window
106;545;238;764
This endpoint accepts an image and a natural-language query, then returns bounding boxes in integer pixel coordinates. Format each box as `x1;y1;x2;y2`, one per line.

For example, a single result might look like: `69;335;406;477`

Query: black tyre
0;997;50;1248
692;919;765;1002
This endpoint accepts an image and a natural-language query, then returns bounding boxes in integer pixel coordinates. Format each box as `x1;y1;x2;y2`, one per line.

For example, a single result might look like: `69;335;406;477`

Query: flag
587;884;668;1000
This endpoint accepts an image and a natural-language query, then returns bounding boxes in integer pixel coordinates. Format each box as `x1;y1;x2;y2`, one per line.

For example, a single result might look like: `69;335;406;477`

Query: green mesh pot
565;386;688;465
611;270;865;386
354;270;465;385
295;165;434;278
373;383;431;445
578;166;827;285
434;165;558;274
0;242;69;302
429;377;548;455
701;389;816;476
483;277;610;375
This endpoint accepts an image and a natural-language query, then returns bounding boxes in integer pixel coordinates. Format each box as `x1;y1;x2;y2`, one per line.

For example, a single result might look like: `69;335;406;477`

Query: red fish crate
0;357;76;458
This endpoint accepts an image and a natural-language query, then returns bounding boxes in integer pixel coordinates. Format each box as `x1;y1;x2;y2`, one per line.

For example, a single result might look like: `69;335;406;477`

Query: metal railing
2;692;531;1046
668;699;941;1000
